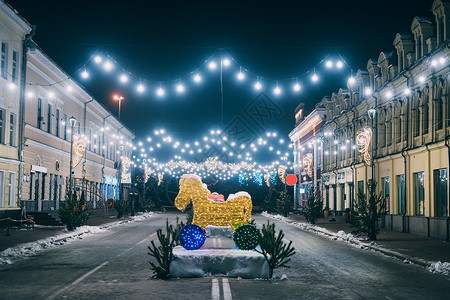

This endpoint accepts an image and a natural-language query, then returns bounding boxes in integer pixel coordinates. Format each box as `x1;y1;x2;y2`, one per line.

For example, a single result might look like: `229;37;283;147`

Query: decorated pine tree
58;191;90;231
352;180;386;241
302;187;323;224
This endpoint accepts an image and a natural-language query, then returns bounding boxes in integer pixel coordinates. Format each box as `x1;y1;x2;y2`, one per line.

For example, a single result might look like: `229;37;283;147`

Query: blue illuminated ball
179;224;206;250
233;224;260;250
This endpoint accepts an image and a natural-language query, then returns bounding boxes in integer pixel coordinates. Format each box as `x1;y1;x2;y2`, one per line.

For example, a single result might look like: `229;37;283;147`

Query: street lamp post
69;116;77;193
113;95;125;120
368;108;377;184
118;144;124;200
142;159;147;207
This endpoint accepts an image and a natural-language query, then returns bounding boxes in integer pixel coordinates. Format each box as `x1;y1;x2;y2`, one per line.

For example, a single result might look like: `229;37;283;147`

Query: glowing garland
233;224;260;251
175;174;252;230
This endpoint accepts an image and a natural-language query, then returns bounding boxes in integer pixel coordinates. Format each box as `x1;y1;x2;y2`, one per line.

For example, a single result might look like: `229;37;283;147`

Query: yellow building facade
308;0;450;239
0;1;31;218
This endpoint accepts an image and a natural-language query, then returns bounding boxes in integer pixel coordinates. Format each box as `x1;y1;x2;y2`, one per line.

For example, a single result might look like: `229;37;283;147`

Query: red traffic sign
286;174;297;186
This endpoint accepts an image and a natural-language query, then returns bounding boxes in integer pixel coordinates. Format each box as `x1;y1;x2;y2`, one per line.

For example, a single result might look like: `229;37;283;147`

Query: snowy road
1;212;449;299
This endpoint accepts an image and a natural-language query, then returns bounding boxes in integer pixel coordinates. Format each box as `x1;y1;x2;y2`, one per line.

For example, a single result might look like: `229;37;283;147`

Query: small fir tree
352;180;386;241
276;190;292;217
147;218;184;279
59;191;90;231
302;187;323;224
256;220;295;278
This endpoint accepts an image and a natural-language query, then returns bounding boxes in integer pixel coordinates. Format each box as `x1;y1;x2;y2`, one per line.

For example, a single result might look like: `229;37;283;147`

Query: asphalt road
1;212;449;300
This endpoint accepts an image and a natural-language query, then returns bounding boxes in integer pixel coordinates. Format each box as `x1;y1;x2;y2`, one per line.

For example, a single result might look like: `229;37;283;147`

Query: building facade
289;102;326;210
305;0;450;238
22;48;134;213
0;1;31;218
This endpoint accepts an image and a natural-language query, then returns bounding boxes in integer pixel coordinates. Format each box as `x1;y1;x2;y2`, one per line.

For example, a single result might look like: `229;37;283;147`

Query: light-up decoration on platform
121;156;131;184
233;224;260;251
278;166;286;184
72;136;87;168
303;153;313;178
179;224;206;250
356;128;372;166
175;174;252;230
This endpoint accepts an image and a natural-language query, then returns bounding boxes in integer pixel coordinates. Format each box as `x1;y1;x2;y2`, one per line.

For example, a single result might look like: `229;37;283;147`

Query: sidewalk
283;213;450;266
0;209;127;252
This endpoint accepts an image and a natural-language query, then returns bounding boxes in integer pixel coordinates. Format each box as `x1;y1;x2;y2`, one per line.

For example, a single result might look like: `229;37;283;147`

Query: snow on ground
261;212;450;277
0;212;156;265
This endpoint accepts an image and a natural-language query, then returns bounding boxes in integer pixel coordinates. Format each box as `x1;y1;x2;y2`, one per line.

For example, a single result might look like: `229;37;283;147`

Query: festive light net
356;128;372;166
175;174;252;230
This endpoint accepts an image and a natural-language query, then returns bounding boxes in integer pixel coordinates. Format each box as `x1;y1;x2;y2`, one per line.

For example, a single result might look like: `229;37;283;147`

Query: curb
280;218;432;268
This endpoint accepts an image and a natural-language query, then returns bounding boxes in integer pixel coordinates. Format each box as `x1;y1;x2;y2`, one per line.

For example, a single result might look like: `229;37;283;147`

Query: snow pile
170;246;269;278
0;212;157;265
129;212;156;222
427;261;450;276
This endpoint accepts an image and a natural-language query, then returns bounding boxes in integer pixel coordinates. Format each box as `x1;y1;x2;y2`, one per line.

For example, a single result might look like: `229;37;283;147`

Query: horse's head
174;174;209;211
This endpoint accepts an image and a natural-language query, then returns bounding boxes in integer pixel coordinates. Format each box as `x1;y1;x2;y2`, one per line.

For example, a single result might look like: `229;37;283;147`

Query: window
12;50;18;84
53;175;58;202
9;172;16;207
1;42;7;79
440;16;445;43
56;109;60;137
0;108;4;144
358;180;364;197
89;129;92;151
37;98;43;129
397;116;402;143
423;101;429;135
29;173;34;200
49;174;53;202
434;169;448;217
9;113;15;146
64;114;68;140
414;108;420;137
382;177;390;214
414;172;425;216
93;135;97;154
0;171;4;207
437;97;443;130
47;104;52;134
41;173;46;200
397;175;405;214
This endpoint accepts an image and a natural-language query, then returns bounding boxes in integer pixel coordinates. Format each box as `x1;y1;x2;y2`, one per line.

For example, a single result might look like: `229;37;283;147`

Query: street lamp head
119;144;125;151
69;116;77;127
114;95;124;101
368;108;376;119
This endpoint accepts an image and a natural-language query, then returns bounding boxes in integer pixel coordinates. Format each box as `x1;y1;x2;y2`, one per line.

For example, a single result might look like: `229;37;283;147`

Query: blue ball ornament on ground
179;224;206;250
233;224;260;250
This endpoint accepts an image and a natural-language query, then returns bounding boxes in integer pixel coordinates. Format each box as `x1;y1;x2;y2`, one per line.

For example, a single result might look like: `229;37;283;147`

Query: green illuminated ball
233;224;260;250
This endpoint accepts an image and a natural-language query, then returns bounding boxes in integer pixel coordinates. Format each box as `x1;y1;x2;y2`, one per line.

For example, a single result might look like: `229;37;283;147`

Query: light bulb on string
222;58;230;67
81;69;89;79
120;74;128;83
325;60;333;68
137;81;145;93
237;67;245;80
336;61;344;68
157;84;165;97
94;56;102;63
348;76;356;85
273;81;281;95
254;77;262;90
209;61;217;70
194;72;202;83
176;80;185;93
293;80;301;92
311;73;318;82
103;60;113;71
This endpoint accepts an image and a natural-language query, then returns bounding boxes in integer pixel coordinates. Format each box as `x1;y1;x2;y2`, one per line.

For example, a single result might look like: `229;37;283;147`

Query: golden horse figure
175;174;252;230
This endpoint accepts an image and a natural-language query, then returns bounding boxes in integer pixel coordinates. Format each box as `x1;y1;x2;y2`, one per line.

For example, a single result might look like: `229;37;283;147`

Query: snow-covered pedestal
205;225;233;238
170;246;269;279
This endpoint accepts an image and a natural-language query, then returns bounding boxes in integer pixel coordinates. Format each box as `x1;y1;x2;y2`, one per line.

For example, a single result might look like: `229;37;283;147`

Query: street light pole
113;95;125;120
69;116;77;193
118;144;124;200
368;108;377;184
143;159;147;206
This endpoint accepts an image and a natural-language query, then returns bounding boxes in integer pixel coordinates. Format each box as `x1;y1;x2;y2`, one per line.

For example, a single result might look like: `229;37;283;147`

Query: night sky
6;0;434;145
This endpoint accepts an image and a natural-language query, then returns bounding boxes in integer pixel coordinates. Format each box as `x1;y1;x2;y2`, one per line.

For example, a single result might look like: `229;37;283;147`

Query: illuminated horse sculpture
175;174;252;230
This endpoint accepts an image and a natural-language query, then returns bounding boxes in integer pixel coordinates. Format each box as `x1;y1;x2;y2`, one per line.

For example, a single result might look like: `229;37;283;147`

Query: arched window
422;88;429;135
434;79;444;130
